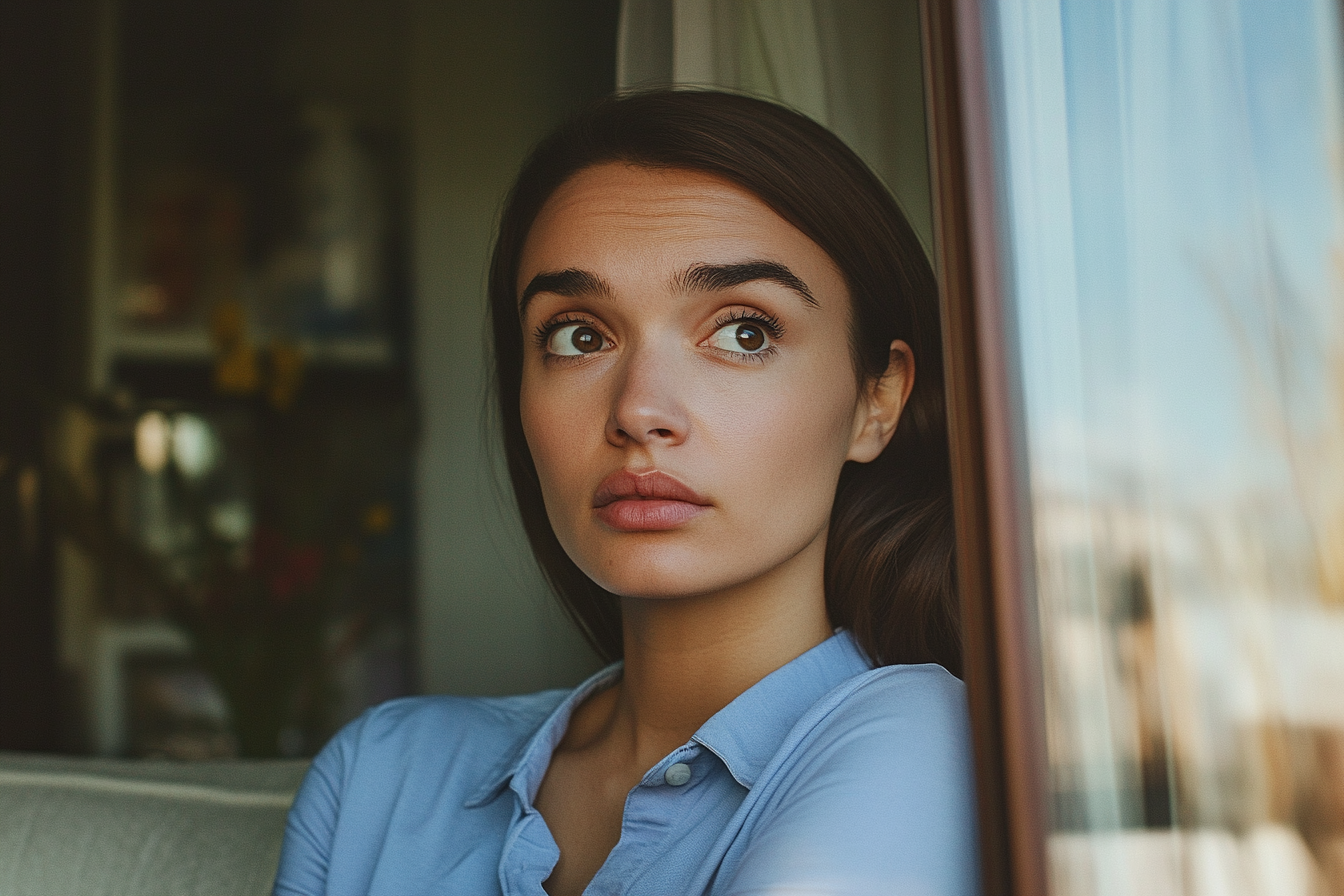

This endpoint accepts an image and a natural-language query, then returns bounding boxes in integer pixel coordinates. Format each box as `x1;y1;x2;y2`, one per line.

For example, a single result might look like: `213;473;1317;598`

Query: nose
606;342;689;448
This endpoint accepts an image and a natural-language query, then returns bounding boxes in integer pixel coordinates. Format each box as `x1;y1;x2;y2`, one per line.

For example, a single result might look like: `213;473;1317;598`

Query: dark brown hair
488;89;960;676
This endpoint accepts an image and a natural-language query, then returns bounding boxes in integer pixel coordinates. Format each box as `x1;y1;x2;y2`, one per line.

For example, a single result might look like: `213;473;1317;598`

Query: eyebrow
519;269;614;313
517;259;819;313
675;261;819;307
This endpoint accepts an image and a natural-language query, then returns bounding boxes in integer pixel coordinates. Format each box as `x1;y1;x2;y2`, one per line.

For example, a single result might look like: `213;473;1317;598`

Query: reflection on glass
984;0;1344;893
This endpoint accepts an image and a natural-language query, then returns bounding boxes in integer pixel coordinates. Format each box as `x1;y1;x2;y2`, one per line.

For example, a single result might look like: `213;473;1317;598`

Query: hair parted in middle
488;88;960;676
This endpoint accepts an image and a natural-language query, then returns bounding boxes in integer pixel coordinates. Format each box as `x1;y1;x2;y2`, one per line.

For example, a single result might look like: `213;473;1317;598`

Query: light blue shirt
274;631;980;895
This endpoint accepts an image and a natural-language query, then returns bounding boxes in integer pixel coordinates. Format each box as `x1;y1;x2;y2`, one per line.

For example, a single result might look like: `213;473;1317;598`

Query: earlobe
846;340;914;464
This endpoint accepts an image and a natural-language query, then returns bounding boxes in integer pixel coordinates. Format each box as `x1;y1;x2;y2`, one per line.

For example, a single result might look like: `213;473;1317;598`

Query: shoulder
275;690;569;895
814;662;970;750
313;689;569;788
728;665;979;896
777;662;974;818
339;690;569;751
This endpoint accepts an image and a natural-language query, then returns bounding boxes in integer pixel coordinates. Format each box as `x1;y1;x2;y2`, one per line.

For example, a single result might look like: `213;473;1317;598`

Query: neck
602;536;833;770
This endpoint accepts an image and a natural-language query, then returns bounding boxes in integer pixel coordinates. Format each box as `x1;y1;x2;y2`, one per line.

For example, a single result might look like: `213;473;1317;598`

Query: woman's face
517;162;904;601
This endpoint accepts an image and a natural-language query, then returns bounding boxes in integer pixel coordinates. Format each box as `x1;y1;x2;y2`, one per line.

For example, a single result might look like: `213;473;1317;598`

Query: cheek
519;370;603;523
520;378;571;488
706;364;860;496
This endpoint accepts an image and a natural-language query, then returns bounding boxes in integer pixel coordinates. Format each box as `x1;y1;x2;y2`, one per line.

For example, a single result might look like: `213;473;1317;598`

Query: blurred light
171;413;217;479
363;502;393;534
209;502;252;543
135;411;171;474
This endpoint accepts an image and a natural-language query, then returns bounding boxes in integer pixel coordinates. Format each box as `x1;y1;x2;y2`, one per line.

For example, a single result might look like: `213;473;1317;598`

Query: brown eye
734;324;764;352
707;320;772;355
547;323;605;356
571;326;602;353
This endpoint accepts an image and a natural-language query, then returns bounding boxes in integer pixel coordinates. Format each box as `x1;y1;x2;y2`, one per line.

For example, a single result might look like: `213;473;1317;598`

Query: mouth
593;469;711;531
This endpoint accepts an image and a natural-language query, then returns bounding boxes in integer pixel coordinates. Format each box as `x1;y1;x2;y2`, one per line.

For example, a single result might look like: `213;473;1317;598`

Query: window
928;1;1344;892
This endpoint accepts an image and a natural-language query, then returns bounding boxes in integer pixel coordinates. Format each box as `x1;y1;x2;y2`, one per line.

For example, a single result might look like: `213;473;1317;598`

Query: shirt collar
691;630;873;788
464;661;623;808
463;629;873;806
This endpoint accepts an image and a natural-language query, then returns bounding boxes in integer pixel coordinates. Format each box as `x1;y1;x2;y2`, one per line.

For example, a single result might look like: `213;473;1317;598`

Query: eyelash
531;313;596;351
531;308;786;362
711;308;783;338
708;309;785;363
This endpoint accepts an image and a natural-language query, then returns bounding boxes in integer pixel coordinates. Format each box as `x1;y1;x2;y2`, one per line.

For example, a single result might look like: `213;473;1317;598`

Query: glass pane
981;1;1344;893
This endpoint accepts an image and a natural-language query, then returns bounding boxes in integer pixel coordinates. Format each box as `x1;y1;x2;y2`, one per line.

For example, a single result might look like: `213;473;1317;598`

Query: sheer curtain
615;0;933;253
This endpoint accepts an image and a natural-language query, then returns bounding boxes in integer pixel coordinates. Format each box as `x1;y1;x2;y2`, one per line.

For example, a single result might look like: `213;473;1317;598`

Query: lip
593;469;711;532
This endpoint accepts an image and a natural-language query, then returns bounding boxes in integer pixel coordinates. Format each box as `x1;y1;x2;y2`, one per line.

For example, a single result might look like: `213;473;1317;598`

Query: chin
582;530;822;602
575;539;741;600
589;561;718;600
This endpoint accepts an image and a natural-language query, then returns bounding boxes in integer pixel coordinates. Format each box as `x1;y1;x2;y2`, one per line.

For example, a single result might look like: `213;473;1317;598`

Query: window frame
920;1;1050;893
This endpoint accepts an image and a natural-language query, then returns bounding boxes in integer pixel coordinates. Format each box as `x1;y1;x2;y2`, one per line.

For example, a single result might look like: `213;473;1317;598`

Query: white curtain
616;0;933;253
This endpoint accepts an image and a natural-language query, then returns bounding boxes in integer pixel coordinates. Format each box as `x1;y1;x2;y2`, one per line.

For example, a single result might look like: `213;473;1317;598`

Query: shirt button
664;762;692;787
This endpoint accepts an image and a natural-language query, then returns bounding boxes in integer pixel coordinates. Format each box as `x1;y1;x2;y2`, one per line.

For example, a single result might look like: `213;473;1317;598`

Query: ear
846;340;914;464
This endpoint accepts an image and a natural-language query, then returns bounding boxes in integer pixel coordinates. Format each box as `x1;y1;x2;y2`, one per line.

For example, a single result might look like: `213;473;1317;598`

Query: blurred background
0;0;624;761
3;0;1343;894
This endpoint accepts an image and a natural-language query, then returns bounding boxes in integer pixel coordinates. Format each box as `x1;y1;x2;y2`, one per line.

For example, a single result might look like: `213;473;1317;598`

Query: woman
275;90;979;896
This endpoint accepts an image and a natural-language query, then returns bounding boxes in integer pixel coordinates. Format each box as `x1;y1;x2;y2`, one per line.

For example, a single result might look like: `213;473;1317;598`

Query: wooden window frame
920;2;1050;893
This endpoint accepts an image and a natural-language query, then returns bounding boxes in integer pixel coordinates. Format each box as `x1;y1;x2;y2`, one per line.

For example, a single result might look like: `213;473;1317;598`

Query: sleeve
721;668;982;896
272;714;361;896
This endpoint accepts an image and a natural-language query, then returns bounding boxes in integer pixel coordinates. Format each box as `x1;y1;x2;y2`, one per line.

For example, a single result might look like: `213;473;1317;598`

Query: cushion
0;751;308;896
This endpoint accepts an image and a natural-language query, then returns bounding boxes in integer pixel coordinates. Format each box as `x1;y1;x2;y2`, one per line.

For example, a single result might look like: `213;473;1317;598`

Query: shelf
111;329;395;367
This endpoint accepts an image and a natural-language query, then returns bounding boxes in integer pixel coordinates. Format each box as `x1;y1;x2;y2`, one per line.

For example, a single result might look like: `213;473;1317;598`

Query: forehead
517;162;842;292
535;163;773;228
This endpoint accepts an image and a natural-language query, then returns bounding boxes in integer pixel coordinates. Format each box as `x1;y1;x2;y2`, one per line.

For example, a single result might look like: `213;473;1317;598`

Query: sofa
0;751;308;896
